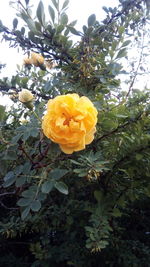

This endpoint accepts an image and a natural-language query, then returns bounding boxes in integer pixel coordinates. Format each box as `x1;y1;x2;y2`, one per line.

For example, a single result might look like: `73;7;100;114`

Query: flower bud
19;89;34;103
23;57;32;66
18;89;34;110
31;52;44;67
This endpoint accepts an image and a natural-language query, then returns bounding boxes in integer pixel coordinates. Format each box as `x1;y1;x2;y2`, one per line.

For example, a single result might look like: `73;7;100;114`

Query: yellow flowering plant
42;93;98;154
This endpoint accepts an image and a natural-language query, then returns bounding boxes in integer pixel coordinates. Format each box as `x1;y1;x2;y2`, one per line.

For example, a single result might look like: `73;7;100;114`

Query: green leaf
83;25;87;33
62;0;69;10
118;25;125;35
87;14;96;27
16;176;26;187
55;181;68;195
68;26;81;36
31;200;41;212
21;27;25;35
41;180;54;194
17;198;32;207
36;1;45;25
51;0;58;10
69;20;77;27
116;48;127;59
60;13;68;25
35;21;41;31
22;162;31;174
4;171;14;181
50;168;68;180
0;105;5;121
25;0;30;5
102;6;108;13
21;206;30;220
26;18;37;32
122;40;131;47
13;18;18;29
3;171;16;187
94;190;104;202
56;24;64;33
21;189;34;199
136;153;143;160
3;176;16;187
48;5;55;23
112;208;122;217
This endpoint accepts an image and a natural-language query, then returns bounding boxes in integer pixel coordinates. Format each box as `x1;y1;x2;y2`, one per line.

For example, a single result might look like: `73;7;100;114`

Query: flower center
63;117;72;126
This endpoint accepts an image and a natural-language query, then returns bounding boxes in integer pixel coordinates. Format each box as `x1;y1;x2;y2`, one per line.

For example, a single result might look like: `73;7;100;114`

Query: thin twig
0;191;16;197
125;25;145;99
0;200;18;210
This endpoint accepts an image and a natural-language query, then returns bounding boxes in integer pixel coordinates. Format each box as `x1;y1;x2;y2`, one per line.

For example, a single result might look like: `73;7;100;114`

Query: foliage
0;0;150;265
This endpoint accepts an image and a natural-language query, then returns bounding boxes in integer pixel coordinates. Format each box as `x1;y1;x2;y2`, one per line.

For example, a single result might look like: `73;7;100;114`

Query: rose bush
42;93;98;154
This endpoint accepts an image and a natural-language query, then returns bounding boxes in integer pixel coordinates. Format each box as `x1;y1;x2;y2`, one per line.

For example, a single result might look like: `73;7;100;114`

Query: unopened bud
23;57;32;65
31;52;44;67
19;89;34;103
19;89;34;110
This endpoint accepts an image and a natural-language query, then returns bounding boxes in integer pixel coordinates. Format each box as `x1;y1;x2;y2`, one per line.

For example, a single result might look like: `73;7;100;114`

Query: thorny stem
18;144;34;164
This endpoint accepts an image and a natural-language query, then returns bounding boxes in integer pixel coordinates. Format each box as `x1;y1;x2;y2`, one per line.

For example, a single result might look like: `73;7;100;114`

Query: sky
0;0;119;77
0;0;149;107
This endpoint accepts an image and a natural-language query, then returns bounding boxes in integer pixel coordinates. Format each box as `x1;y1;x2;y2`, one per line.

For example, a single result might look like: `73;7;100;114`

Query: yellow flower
23;57;32;65
31;52;44;67
18;89;34;103
42;93;98;154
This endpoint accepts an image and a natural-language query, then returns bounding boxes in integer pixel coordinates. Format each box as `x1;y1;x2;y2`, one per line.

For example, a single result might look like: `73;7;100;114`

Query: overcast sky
0;0;149;107
0;0;119;77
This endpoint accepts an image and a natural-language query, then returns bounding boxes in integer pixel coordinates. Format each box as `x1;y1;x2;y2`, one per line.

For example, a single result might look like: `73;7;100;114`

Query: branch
0;200;18;210
18;143;34;164
0;191;16;197
125;25;145;99
0;85;50;100
95;112;143;143
102;144;150;188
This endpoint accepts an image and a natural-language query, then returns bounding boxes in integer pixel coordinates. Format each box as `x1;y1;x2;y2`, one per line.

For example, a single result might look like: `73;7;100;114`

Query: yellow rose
18;89;34;103
31;52;44;67
42;94;98;154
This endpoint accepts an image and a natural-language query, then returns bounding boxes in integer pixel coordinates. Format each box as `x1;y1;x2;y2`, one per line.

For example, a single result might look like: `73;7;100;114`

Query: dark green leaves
54;181;68;195
122;40;131;47
60;13;68;25
3;171;15;188
62;0;69;10
41;180;54;193
17;197;32;207
21;207;30;220
50;168;68;180
51;0;58;10
41;169;69;194
48;5;55;23
116;48;127;59
36;1;45;25
0;105;5;122
13;18;18;29
88;14;96;27
30;200;41;211
67;26;81;36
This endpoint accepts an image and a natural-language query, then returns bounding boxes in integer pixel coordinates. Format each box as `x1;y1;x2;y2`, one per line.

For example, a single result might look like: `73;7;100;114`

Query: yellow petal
85;127;96;145
59;144;74;154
